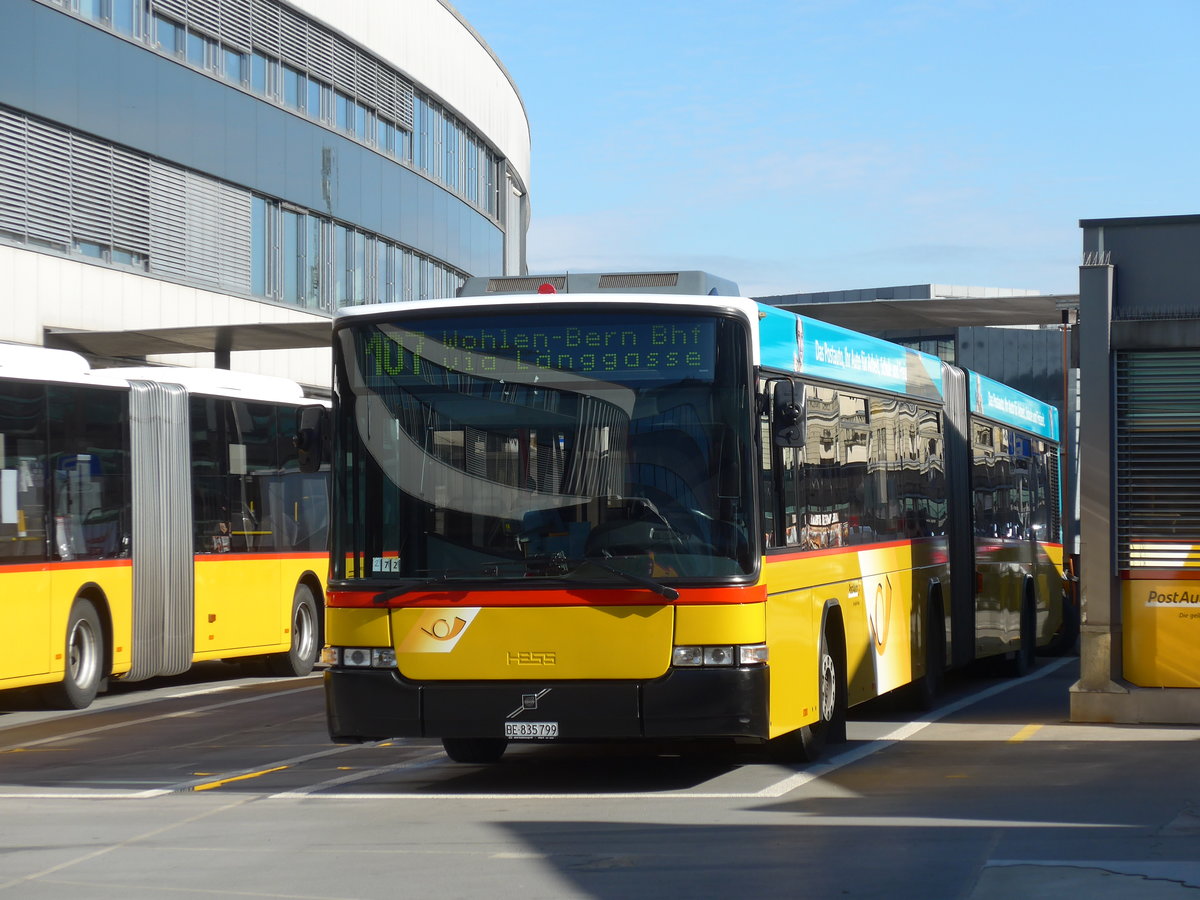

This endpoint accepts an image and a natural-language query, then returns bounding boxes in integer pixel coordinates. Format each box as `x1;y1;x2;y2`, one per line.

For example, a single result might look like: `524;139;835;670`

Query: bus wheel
268;583;320;677
442;737;508;764
41;599;104;710
771;630;843;763
1007;587;1036;677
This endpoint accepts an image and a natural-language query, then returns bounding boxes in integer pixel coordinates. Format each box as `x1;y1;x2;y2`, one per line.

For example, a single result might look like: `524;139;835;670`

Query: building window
154;14;183;55
222;47;247;85
111;0;136;36
308;78;329;122
283;65;306;111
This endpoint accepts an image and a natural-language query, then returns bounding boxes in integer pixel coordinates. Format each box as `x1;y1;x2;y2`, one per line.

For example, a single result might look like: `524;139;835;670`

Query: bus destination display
360;317;717;383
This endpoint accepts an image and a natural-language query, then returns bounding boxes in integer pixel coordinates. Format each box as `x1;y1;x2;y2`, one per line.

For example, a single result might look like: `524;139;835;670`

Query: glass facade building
0;0;530;388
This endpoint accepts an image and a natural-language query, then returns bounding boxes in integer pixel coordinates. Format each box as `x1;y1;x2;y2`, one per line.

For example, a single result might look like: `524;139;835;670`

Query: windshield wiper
372;566;498;604
525;552;679;600
584;555;680;600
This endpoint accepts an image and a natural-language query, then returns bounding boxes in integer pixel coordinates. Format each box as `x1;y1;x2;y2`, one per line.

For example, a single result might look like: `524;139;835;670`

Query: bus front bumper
324;666;769;744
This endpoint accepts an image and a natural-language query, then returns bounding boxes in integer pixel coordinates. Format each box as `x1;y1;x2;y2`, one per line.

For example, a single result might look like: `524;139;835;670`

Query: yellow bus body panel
391;605;674;680
673;603;764;645
325;606;391;647
0;562;134;691
192;555;325;661
763;542;946;737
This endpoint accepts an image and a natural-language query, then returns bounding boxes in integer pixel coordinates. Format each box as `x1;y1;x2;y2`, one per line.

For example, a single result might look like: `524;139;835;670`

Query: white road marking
271;658;1078;802
0;683;322;753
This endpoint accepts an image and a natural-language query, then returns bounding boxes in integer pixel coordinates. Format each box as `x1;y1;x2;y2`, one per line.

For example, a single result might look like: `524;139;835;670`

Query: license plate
504;721;559;740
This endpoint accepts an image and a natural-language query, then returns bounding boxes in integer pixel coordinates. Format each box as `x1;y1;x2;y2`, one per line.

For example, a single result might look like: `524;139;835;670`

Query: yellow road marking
192;765;289;791
1008;723;1044;743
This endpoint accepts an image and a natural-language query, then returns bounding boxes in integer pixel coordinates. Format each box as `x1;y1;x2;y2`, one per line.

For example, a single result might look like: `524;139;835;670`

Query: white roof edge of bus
105;366;310;403
0;344;312;403
0;342;95;380
333;294;764;321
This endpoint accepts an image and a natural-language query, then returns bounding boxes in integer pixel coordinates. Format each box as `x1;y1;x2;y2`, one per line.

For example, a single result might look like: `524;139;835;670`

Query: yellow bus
0;344;328;708
321;272;1067;762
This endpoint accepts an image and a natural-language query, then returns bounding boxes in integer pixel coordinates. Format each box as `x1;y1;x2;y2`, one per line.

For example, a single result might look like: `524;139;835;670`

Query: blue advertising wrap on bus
756;304;945;400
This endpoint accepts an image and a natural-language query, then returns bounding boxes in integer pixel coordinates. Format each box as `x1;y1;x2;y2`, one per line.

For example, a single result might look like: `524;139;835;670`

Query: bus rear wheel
1007;587;1036;677
267;583;320;677
40;599;104;710
442;737;508;764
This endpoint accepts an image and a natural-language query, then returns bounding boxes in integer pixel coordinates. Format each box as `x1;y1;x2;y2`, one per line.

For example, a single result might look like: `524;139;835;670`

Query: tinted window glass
47;386;130;560
0;382;47;562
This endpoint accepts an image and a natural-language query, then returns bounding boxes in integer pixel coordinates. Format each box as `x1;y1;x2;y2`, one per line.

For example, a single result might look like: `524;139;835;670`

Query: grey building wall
0;2;502;278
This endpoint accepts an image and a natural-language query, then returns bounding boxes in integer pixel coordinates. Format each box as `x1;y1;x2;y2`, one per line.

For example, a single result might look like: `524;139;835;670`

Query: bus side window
0;383;48;562
47;385;130;560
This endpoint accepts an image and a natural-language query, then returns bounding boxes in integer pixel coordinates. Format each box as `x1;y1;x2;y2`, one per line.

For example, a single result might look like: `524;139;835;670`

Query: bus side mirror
773;381;805;447
295;406;327;473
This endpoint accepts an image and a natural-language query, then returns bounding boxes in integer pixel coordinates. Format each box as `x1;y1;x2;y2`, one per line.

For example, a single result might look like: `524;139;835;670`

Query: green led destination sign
359;316;718;384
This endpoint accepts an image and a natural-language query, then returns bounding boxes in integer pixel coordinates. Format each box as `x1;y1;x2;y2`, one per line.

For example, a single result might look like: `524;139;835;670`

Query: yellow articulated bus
0;344;329;709
322;272;1068;763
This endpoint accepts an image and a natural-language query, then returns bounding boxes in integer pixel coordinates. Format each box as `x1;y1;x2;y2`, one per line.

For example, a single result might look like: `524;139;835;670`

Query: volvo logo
507;688;551;719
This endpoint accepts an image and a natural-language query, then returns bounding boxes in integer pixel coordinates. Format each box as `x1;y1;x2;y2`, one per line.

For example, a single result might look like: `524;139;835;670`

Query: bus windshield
333;309;755;587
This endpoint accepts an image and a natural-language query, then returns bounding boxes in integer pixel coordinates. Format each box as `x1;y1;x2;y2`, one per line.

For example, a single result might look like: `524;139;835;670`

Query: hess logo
420;617;468;641
507;650;557;666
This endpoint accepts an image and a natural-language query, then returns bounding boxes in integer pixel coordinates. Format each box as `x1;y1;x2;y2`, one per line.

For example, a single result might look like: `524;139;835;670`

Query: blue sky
450;1;1199;298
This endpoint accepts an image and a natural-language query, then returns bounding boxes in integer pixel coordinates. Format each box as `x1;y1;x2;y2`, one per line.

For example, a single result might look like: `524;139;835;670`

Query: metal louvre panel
250;0;280;55
355;55;379;108
112;147;150;255
189;0;220;37
220;0;253;50
0;108;25;236
377;70;397;121
26;117;71;246
306;25;333;81
184;171;221;286
148;161;187;278
1116;350;1200;569
217;182;252;291
153;0;187;20
70;132;113;244
279;4;306;62
394;78;414;131
599;273;680;289
127;381;195;680
1048;450;1061;540
331;39;355;90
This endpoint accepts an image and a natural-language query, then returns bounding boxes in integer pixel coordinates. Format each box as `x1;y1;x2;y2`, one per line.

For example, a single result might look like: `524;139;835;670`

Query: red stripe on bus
0;559;133;574
1;553;325;573
192;552;328;563
328;583;767;608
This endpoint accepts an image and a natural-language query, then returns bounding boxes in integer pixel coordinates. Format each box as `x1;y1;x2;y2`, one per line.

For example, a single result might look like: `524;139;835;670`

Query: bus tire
267;582;320;677
1044;591;1079;657
40;598;104;710
1007;585;1036;677
913;596;945;711
771;628;844;763
442;737;508;764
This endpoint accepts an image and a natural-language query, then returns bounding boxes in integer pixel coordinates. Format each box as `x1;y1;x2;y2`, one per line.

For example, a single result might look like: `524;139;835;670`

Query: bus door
0;382;50;682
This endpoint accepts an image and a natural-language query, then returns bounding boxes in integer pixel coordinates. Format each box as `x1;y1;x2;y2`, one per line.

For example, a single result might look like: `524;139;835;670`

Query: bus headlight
324;647;397;668
703;646;735;666
672;646;704;667
738;644;769;665
672;644;768;668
